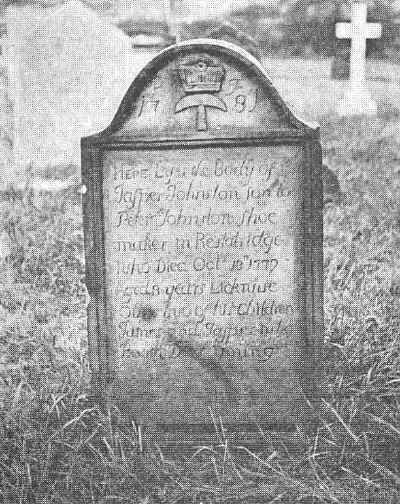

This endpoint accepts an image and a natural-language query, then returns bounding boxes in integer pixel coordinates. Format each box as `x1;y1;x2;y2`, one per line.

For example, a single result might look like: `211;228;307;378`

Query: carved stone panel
81;40;323;435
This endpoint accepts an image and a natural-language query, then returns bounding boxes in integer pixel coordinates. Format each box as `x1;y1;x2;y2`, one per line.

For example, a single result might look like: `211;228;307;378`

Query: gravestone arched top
85;39;319;145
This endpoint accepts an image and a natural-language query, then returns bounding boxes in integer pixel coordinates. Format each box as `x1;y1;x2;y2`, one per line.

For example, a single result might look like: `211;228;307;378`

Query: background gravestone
82;39;324;441
4;0;156;175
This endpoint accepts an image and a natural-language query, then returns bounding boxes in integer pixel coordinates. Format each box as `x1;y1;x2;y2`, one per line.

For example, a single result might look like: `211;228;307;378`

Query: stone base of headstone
107;411;315;454
337;86;377;116
145;427;309;455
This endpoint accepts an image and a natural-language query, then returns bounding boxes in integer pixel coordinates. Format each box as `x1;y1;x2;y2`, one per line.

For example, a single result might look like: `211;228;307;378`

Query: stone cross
335;1;381;115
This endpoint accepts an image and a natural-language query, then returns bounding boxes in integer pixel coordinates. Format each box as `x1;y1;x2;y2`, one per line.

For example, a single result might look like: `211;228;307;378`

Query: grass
0;105;400;502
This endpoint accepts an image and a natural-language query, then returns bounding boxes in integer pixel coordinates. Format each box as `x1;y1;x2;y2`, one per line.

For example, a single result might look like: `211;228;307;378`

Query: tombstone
4;0;156;177
81;39;324;444
335;1;382;116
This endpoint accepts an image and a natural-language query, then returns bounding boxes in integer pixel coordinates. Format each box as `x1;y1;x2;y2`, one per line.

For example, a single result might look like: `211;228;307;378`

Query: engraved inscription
103;145;302;369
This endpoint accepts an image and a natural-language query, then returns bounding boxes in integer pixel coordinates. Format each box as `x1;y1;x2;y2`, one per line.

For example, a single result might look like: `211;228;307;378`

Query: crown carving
178;59;225;94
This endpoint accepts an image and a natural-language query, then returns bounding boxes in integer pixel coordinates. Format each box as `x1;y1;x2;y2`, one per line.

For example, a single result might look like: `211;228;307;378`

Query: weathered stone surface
5;0;156;174
81;40;324;437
